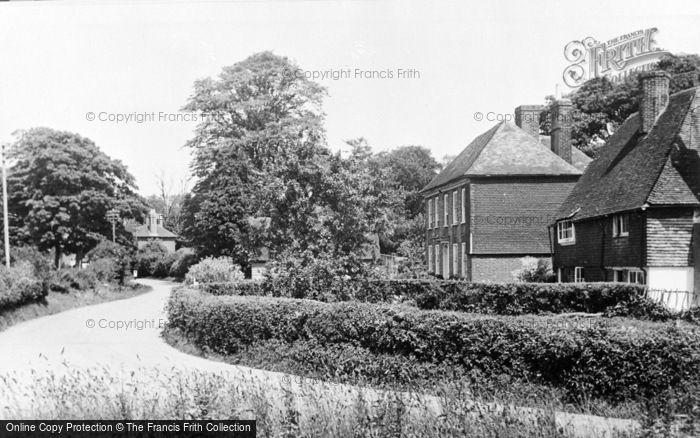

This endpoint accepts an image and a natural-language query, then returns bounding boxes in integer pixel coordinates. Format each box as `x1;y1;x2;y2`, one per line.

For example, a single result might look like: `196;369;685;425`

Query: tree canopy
7;127;147;266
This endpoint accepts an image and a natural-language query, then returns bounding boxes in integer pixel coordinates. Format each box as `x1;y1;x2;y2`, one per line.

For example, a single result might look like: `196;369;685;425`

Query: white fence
646;289;700;312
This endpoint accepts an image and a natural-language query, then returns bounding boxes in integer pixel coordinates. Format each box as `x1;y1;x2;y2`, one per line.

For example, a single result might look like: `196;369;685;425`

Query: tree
541;53;700;158
7;128;147;267
146;172;188;236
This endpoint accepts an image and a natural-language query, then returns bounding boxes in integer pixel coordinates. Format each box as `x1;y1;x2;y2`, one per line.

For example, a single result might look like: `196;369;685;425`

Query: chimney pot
640;71;671;134
551;98;573;164
514;105;543;139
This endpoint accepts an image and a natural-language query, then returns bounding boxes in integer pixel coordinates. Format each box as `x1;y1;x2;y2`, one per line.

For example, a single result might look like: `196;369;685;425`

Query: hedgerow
167;288;700;402
0;261;48;312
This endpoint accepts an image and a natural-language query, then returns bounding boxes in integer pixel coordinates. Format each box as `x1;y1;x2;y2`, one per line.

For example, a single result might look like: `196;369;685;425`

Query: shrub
51;268;98;292
263;250;380;301
0;261;48;312
167;289;700;402
134;241;169;277
184;257;243;285
9;246;53;282
511;257;556;283
168;248;198;278
86;241;133;285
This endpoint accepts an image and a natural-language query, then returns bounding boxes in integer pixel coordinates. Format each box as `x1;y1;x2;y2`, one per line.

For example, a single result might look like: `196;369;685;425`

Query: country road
0;279;640;437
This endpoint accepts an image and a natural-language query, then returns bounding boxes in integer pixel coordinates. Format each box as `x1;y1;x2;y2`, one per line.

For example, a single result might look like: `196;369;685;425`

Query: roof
129;224;178;239
555;87;700;222
422;122;582;192
539;136;592;172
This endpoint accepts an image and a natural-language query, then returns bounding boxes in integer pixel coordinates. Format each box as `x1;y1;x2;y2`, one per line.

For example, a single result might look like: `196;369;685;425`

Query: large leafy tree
541;54;700;157
7;128;147;266
182;52;385;262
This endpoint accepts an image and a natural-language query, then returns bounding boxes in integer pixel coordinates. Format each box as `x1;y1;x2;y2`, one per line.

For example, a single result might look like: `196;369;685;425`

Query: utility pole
2;144;9;268
106;209;119;243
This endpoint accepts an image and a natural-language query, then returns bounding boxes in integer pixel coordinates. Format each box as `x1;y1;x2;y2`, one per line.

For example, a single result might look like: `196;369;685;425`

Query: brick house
421;103;591;281
126;209;177;253
552;72;700;310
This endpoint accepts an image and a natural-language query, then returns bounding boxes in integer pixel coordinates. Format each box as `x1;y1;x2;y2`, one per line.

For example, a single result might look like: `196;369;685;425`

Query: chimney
148;209;158;235
640;71;671;134
514;105;542;139
550;99;573;164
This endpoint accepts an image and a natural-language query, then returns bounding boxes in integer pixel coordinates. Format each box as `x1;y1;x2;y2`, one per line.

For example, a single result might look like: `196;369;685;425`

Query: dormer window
612;214;629;237
557;220;575;244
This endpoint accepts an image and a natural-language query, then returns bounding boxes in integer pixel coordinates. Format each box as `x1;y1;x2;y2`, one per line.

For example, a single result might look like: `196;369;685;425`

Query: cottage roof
555;87;700;222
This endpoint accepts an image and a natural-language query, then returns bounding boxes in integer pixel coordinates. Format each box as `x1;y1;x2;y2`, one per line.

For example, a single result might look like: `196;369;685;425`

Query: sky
0;0;699;195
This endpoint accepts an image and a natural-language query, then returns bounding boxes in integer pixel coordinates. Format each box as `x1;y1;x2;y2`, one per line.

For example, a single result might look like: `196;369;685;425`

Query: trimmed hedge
167;289;700;402
200;278;677;319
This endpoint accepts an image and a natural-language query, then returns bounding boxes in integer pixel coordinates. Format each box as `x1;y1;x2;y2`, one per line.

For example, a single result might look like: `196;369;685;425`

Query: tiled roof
422;122;582;192
555;87;700;222
539;136;592;172
130;224;177;239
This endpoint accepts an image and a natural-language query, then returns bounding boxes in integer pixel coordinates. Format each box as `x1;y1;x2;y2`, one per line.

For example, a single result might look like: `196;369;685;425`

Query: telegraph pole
106;209;119;243
2;144;9;267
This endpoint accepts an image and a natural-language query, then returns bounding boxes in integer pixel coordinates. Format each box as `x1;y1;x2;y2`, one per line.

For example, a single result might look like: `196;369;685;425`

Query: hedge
167;288;700;402
199;278;677;319
0;262;48;312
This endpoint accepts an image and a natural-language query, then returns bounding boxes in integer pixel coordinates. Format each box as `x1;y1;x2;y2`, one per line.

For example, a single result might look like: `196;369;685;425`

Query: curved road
0;279;639;436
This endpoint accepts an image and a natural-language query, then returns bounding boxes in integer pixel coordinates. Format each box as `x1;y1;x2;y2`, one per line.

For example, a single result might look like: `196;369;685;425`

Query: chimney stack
514;105;542;139
550;99;573;164
148;209;158;235
640;71;671;134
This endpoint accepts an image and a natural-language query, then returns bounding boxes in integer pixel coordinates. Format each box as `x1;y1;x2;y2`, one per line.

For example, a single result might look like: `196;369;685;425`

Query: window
629;270;645;285
434;244;439;275
557;220;575;244
427;198;432;228
427;246;433;272
443;194;449;227
613;269;627;283
461;188;466;224
452;243;458;276
612;214;629;237
461;242;467;277
574;267;584;283
434;197;439;228
453;190;458;225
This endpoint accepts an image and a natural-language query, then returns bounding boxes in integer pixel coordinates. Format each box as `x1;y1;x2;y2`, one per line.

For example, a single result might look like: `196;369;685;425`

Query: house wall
553;211;645;277
470;177;578;255
471;255;550;282
425;181;470;278
646;208;695;267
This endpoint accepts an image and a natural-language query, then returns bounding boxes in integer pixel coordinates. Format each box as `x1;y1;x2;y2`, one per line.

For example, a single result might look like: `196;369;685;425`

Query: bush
168;248;198;278
167;289;700;402
0;261;48;311
51;268;98;292
134;241;169;277
86;241;133;285
262;250;380;301
184;257;243;285
511;257;556;283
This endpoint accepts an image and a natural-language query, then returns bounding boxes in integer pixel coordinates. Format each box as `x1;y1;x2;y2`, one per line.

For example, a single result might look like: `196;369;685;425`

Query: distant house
552;72;700;310
126;209;177;253
420;102;591;281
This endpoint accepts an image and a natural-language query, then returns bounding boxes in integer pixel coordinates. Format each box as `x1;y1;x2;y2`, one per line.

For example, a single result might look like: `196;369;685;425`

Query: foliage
167;289;700;402
541;54;700;158
184;256;243;285
199;281;265;296
134;241;169;277
7;128;147;267
51;268;98;292
0;261;47;312
262;249;380;301
511;257;556;283
168;248;198;278
86;240;134;285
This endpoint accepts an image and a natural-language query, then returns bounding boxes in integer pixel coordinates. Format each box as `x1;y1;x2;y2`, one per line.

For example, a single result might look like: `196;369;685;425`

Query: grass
0;366;588;437
0;282;151;332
